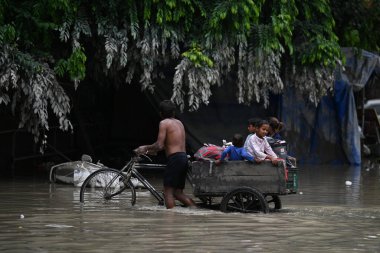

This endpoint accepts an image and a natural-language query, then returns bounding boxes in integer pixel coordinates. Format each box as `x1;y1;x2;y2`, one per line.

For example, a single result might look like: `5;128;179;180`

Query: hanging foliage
0;41;72;151
2;0;372;144
172;44;219;111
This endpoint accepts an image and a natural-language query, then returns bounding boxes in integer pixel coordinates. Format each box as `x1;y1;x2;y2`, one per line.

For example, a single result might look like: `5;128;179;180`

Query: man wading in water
134;100;196;209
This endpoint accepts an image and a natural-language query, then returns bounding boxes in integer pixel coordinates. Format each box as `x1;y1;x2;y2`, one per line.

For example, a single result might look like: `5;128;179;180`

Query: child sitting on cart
246;120;282;165
215;134;258;165
244;117;261;149
267;117;284;140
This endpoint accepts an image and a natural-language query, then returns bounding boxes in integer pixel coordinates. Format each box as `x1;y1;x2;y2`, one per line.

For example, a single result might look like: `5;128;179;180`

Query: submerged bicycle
79;155;164;206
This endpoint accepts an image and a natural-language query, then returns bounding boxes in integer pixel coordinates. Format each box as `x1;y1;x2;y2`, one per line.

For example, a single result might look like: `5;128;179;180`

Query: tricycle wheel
220;187;269;213
265;194;282;210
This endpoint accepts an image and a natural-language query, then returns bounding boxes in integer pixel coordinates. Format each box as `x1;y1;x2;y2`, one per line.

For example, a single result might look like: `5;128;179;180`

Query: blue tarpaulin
281;48;380;165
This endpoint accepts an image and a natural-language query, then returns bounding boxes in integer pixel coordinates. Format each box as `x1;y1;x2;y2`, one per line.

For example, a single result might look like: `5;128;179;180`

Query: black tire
265;194;282;210
79;168;136;207
220;187;269;213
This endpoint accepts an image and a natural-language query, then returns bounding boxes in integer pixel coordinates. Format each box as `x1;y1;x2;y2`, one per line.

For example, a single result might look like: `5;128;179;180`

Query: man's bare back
160;118;186;156
133;117;185;156
134;100;196;209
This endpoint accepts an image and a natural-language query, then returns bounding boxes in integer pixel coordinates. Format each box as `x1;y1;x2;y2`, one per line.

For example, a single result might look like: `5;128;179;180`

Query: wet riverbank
0;163;379;252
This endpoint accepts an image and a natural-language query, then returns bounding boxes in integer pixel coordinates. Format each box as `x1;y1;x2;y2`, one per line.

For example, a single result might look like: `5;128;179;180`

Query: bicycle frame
79;155;165;206
120;156;165;205
131;169;164;205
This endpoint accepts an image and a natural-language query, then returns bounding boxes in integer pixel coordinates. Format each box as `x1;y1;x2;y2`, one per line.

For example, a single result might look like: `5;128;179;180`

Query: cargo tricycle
75;151;298;213
189;159;298;213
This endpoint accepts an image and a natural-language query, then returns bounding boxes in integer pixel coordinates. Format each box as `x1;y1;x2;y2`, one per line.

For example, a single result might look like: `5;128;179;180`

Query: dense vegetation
0;0;379;145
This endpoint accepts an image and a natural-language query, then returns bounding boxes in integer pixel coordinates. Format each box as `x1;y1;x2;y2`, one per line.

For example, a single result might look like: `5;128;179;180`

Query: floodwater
1;161;380;252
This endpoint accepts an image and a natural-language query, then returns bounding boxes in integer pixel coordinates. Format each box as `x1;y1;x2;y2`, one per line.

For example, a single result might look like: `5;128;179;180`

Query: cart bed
190;160;288;197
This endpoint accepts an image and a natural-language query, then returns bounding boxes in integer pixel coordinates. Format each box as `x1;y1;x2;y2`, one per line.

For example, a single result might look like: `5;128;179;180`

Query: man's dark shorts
164;152;188;189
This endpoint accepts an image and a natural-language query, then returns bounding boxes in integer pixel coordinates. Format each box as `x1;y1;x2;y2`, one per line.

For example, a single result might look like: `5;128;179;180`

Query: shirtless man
134;100;196;209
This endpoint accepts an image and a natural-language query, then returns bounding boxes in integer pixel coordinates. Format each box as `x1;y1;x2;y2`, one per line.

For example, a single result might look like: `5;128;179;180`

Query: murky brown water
1;161;380;252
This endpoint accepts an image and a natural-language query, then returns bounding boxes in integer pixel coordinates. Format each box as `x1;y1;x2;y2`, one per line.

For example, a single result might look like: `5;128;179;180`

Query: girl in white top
246;120;279;165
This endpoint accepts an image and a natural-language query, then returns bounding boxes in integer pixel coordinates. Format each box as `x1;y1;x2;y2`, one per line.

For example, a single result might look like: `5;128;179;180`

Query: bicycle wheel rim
80;168;136;208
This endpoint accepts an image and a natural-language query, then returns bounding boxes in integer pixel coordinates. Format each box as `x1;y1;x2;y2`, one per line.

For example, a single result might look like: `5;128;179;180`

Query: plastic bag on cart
194;144;225;161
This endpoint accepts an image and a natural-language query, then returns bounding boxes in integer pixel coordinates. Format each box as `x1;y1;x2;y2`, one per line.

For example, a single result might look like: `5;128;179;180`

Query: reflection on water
0;163;380;252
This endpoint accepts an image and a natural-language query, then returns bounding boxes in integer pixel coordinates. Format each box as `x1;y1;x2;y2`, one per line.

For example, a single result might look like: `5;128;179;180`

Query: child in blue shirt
268;117;284;140
216;133;257;165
